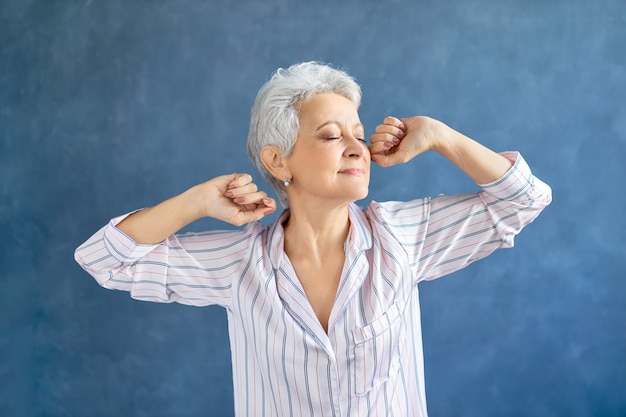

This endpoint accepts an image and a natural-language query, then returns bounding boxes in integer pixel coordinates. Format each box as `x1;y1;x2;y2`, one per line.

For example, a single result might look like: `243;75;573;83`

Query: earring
283;177;291;187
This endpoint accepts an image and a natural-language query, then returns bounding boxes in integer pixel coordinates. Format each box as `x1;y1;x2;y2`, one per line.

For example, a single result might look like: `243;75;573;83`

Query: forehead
298;93;361;127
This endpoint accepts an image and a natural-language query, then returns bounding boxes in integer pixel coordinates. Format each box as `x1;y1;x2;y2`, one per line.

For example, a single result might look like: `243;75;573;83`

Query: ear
260;145;290;180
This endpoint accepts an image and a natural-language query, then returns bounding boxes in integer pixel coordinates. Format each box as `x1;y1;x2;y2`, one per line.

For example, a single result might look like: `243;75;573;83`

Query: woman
75;62;552;416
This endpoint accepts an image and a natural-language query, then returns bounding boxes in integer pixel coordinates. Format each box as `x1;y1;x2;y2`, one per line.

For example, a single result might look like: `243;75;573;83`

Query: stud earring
283;178;291;187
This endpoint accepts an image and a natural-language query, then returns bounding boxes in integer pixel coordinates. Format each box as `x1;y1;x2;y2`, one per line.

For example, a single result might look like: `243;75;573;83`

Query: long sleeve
368;151;552;282
74;212;262;307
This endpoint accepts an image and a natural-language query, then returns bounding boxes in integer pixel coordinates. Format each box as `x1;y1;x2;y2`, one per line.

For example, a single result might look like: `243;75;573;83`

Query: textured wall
1;0;624;416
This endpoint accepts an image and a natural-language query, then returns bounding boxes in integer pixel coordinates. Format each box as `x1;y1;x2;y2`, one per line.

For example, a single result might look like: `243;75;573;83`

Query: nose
344;134;367;158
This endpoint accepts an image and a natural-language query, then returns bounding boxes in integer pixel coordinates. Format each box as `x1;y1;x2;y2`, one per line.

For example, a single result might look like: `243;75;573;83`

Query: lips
339;168;366;175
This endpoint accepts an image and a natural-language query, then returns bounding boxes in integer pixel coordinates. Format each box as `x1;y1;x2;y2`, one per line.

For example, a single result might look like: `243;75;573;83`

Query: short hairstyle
247;61;362;208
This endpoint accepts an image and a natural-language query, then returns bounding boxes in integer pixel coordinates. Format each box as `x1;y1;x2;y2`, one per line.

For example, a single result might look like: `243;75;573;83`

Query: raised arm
369;115;552;282
117;173;276;244
369;116;513;184
75;173;276;306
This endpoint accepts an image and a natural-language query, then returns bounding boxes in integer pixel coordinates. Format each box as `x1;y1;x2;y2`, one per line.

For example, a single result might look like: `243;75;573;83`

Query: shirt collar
266;203;373;270
267;209;289;270
346;203;373;252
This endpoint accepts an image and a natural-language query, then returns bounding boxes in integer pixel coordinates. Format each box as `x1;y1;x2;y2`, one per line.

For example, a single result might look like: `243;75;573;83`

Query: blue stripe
327;360;337;417
279;267;306;296
280;308;293;416
376;200;428;214
103;234;134;262
425;208;488;239
430;194;479;215
302;330;314;417
343;313;353;413
385;218;428;228
108;277;232;291
418;225;496;263
264;307;278;413
335;251;363;302
135;259;241;272
85;253;113;267
234;230;265;416
434;240;501;267
495;179;531;201
169;233;252;253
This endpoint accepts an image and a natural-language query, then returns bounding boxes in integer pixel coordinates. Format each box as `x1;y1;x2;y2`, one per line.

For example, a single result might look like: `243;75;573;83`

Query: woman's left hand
369;116;441;167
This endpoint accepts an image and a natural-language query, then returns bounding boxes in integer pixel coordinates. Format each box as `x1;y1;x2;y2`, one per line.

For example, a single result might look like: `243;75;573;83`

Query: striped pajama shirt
75;151;552;416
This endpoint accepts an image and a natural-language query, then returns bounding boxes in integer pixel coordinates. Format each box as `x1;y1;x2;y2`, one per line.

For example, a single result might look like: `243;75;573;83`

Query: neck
283;199;352;262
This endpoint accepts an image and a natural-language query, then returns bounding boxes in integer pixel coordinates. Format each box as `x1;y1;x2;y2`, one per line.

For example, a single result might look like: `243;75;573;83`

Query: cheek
362;143;371;157
363;150;372;166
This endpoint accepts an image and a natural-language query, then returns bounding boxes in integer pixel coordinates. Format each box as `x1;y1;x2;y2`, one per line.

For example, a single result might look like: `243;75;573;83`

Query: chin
351;187;370;202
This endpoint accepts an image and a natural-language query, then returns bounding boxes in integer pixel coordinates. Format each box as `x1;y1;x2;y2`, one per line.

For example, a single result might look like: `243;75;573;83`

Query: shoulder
363;198;431;227
174;221;270;254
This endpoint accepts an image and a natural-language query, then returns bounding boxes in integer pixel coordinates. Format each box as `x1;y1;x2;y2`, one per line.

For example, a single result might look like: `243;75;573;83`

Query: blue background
2;0;625;416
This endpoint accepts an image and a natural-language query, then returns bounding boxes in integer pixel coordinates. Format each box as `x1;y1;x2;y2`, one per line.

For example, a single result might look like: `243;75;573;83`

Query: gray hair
246;61;362;208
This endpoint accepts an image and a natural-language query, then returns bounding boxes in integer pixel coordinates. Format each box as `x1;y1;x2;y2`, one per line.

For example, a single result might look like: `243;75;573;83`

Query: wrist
429;120;458;156
181;185;211;222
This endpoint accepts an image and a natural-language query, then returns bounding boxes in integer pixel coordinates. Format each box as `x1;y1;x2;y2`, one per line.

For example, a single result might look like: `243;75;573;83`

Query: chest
228;249;419;402
289;253;344;333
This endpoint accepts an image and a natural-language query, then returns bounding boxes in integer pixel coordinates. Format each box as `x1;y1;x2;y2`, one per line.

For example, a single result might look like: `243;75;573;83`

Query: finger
371;148;411;167
370;153;390;167
228;173;253;190
230;197;277;226
237;203;277;224
232;190;269;205
383;116;405;130
371;153;403;168
261;197;277;212
370;132;403;155
370;131;402;146
251;204;277;218
374;124;405;138
226;182;258;198
368;141;395;155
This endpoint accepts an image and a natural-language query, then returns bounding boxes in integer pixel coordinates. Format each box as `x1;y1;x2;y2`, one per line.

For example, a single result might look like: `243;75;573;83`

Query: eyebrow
315;121;364;131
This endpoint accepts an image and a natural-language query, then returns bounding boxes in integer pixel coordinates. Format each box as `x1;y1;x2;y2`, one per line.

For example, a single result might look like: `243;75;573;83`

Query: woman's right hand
117;173;276;244
196;173;277;227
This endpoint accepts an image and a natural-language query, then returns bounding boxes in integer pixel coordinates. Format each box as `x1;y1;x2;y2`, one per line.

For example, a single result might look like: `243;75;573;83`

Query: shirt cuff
478;151;534;201
103;210;159;263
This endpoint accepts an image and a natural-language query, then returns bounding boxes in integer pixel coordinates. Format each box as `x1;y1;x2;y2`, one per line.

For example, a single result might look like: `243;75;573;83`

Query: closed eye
322;136;367;144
